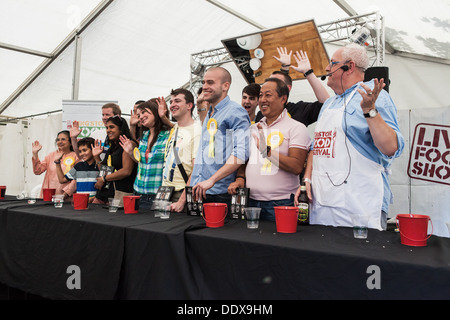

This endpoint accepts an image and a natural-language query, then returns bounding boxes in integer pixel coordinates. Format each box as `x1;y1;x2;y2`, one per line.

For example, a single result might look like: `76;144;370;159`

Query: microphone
321;65;349;81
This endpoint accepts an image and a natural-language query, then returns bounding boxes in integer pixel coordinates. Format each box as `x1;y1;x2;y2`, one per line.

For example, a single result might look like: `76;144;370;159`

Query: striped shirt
133;129;170;195
65;161;99;197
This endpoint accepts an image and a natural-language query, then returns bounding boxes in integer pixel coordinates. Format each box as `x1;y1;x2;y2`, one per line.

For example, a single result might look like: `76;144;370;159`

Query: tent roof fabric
1;0;449;118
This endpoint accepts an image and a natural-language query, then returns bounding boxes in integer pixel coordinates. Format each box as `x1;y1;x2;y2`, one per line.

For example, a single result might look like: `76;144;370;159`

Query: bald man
190;67;250;210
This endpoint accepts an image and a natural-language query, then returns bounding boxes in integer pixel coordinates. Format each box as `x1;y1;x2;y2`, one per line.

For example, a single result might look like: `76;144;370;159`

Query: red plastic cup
73;193;89;210
43;188;56;202
123;196;140;214
275;206;299;233
0;186;6;199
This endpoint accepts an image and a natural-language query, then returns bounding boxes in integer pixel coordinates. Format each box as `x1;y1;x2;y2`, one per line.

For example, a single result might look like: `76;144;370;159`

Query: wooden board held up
222;20;329;84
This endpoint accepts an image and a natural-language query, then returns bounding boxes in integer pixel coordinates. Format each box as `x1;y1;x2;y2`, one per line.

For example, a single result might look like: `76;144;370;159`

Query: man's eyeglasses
329;60;350;67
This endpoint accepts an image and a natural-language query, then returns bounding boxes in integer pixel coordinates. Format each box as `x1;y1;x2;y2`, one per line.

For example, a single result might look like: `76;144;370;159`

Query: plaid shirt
133;130;170;194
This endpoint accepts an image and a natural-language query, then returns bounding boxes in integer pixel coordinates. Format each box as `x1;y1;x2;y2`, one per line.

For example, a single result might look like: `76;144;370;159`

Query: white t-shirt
162;122;202;191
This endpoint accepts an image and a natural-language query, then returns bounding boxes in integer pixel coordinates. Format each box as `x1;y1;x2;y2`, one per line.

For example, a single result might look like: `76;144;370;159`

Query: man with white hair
296;44;405;231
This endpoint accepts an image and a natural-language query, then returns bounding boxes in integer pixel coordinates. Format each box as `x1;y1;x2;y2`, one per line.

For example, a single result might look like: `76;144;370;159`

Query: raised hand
31;141;42;157
129;108;139;127
70;120;81;138
156;96;169;118
358;78;385;111
119;135;134;155
92;139;103;158
291;50;312;74
273;47;292;66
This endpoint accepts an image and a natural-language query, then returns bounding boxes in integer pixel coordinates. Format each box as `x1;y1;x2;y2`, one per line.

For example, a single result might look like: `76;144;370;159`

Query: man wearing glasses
296;43;405;231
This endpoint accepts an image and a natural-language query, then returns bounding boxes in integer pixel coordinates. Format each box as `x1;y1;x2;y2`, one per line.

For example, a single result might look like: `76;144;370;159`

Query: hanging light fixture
190;57;205;76
237;34;262;50
349;26;371;46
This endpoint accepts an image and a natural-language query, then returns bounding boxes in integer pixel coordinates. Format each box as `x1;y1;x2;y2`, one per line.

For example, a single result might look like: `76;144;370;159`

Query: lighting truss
317;11;385;67
188;47;232;96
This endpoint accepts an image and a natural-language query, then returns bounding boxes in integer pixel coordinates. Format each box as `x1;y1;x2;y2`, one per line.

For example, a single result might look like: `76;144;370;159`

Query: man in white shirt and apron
296;44;405;231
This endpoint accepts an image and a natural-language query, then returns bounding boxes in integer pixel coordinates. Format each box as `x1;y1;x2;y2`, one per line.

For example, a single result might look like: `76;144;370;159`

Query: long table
0;196;449;300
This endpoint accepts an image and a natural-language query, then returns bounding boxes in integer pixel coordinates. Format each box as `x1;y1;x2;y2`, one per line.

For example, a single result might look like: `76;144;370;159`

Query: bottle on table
297;185;309;225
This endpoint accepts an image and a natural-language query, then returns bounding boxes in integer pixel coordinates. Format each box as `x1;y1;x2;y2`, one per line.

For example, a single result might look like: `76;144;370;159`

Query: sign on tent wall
62;100;117;141
389;107;450;238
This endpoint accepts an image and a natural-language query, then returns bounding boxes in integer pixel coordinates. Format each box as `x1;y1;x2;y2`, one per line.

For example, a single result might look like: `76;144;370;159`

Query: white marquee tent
1;0;449;236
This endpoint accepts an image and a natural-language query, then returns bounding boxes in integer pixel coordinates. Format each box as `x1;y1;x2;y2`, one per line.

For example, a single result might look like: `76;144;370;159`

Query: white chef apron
311;88;384;230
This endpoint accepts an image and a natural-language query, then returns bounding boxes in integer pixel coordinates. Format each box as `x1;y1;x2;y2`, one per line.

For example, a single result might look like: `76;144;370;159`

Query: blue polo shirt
190;96;250;194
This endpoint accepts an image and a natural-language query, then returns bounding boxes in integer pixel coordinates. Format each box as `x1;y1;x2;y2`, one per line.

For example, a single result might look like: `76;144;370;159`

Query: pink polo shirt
246;109;311;201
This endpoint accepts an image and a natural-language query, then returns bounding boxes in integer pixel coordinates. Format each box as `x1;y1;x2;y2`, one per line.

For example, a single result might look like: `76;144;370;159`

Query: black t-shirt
254;100;323;127
96;143;137;202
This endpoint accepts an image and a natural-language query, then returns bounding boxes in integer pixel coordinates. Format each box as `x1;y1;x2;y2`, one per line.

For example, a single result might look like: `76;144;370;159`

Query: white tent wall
386;54;450;110
0;122;26;196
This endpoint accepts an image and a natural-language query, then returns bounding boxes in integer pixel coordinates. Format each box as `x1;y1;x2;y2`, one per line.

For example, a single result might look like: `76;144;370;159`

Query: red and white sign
313;130;337;158
408;123;450;185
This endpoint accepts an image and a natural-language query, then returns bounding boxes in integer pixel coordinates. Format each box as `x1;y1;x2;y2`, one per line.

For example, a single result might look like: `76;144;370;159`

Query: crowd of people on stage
31;43;405;231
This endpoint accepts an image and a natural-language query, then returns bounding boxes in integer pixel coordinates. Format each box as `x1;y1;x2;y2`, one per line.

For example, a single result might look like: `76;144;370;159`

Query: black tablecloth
0;196;449;300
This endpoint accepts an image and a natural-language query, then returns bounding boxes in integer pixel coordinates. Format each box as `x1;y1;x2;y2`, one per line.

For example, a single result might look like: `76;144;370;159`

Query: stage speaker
364;66;389;92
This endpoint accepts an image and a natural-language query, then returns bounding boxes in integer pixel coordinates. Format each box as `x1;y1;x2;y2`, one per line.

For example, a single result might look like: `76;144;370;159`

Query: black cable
326;72;352;186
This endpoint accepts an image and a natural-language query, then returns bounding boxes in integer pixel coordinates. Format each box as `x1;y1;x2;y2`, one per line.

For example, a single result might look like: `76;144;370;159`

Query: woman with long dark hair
32;130;78;199
120;99;171;209
93;116;137;206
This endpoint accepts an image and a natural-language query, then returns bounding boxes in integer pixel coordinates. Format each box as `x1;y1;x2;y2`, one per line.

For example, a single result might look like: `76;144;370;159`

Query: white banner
62;100;117;139
390;107;450;237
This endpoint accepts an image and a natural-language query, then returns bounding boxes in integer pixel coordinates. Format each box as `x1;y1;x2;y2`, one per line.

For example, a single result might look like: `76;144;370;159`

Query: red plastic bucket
275;206;299;233
43;188;56;202
73;193;89;210
123;196;140;214
396;214;433;247
0;186;6;199
203;203;227;228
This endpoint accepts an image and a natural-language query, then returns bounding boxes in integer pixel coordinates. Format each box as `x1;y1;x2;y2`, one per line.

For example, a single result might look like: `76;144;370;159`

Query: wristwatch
363;108;378;118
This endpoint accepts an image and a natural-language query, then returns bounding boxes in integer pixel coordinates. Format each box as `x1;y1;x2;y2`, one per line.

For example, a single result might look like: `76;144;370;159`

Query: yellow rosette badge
261;131;284;174
106;154;117;173
63;156;76;174
207;118;218;158
133;147;141;162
